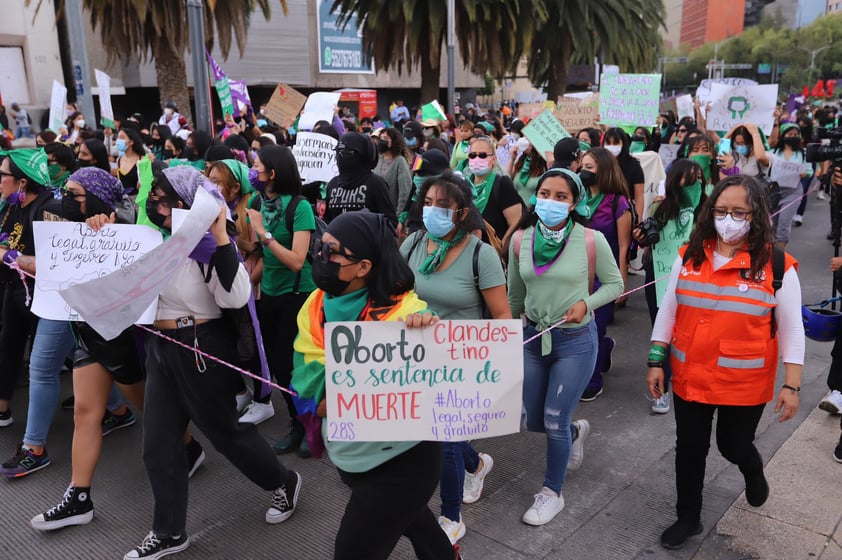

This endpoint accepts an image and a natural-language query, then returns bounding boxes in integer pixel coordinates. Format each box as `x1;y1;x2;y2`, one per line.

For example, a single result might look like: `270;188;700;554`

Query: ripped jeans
522;321;597;494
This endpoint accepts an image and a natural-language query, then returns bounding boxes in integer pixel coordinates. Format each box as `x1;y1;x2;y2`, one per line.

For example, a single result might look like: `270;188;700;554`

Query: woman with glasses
647;176;803;550
669;117;697;146
465;136;523;253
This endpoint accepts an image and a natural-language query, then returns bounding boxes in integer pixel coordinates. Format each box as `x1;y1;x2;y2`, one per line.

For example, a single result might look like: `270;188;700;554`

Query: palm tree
528;0;665;101
31;0;286;124
331;0;547;102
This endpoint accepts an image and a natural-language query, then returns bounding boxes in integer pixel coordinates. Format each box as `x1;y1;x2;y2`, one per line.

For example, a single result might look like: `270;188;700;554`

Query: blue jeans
522;321;597;494
23;320;75;447
440;441;480;520
15;125;31;139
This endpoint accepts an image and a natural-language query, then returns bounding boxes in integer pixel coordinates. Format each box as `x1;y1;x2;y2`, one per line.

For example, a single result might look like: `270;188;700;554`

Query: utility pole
447;0;455;114
187;0;212;131
798;46;831;83
64;0;96;124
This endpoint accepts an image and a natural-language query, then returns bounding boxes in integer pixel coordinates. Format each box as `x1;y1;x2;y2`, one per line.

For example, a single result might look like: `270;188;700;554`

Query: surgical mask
250;149;258;162
714;214;750;244
75;119;85;129
468;158;492;177
164;108;174;116
406;136;418;148
534;198;570;227
629;141;645;153
578;170;596;189
605;145;622;157
256;118;268;128
735;145;749;157
311;258;351;296
423;128;435;138
249;167;266;191
422;206;456;238
516;137;530;153
116;139;128;154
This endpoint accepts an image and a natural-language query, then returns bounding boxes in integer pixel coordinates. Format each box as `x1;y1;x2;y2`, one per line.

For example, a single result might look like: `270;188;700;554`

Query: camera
806;127;842;165
637;217;662;247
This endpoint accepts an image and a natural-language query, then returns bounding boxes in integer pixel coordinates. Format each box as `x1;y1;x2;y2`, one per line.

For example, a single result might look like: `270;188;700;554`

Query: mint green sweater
508;224;623;352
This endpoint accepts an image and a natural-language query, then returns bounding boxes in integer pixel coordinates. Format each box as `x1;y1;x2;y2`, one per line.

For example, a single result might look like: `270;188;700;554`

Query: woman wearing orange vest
647;175;804;550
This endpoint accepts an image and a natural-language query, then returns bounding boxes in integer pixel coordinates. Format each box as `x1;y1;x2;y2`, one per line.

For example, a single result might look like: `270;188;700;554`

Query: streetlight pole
447;0;455;114
798;46;831;82
187;0;211;131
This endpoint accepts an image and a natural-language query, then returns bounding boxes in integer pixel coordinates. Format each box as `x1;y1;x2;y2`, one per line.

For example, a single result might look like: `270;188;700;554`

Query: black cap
416;149;449;176
403;121;423;139
552;137;581;168
163;100;178;110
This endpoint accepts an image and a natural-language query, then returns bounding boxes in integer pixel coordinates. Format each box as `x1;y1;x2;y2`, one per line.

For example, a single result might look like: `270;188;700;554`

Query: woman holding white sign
508;169;623;526
766;124;812;248
290;211;461;560
401;173;511;545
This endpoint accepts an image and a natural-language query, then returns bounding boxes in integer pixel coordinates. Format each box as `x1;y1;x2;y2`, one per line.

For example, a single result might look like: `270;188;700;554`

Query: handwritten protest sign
292;132;339;183
769;155;807;187
33;223;162;322
599;73;661;127
556;94;600;132
696;77;757;106
676;94;694;121
658;143;680;169
263;83;307;129
94;69;115;128
522;109;570;161
632;151;667;273
706;83;779;135
324;320;523;442
59;188;220;340
299;92;342;131
49;80;67;133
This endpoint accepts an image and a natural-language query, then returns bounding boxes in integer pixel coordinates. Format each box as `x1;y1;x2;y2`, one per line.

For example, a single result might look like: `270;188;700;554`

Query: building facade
680;0;748;47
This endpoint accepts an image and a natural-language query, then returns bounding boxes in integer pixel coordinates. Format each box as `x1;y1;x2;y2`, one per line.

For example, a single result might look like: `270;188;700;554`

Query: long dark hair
381;127;411;161
413;172;475;238
121;127;146;157
578;127;601;148
653;159;706;224
686;135;721;184
683;175;773;279
257;144;301;196
730;125;755;157
602;127;631;160
584;147;630;198
189;131;213;162
516;169;589;230
82;138;110;172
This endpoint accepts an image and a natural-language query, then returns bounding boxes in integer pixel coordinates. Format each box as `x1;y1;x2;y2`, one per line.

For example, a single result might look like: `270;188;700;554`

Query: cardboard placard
291;131;339;183
522;109;570;161
556;94;600;132
599;73;662;127
263;83;307;129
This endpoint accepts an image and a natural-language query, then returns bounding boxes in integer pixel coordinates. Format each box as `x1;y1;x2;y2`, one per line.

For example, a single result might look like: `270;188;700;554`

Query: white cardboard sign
292;132;339;183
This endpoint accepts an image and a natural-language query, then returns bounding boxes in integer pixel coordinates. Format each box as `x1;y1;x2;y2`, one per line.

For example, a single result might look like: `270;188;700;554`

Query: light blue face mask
534;198;570;227
116;139;128;153
735;145;749;157
406;137;418;148
422;205;456;238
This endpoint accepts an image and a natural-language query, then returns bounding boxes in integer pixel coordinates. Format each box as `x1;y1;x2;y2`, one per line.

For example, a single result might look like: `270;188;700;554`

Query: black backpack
284;195;327;294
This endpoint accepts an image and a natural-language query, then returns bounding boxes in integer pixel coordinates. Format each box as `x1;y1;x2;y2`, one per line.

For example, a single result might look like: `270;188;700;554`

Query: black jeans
672;393;765;523
334;441;454;560
829;324;842;392
255;292;310;415
142;320;290;538
0;284;37;401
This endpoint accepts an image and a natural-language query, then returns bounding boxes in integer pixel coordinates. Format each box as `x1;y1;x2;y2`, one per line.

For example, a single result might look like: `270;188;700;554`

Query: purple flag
785;93;803;117
205;48;226;82
229;80;252;112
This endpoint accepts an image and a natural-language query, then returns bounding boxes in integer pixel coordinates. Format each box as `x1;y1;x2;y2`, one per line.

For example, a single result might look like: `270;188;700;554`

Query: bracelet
647;360;664;369
782;384;800;393
2;249;19;265
648;345;667;362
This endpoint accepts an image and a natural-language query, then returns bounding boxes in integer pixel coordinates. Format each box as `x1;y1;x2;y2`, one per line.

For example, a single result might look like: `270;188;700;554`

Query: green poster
651;208;694;307
215;77;234;117
522;109;570;161
599;73;662;127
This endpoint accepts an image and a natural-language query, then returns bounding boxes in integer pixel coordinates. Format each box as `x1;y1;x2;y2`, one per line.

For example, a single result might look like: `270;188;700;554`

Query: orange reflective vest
669;243;797;406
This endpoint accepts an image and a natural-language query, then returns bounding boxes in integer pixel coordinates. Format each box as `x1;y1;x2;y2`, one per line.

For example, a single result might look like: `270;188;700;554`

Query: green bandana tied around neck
418;231;466;276
0;148;51;186
579;141;591;152
680;180;702;214
260;193;290;231
471;172;496;214
629;141;646;154
533;219;573;267
689;154;712;183
323;287;369;323
517;158;532;187
582;191;605;218
49;165;71;188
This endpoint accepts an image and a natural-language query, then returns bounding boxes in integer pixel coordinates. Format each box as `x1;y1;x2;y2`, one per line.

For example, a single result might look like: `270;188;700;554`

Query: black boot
744;469;769;507
273;419;304;455
660;519;703;550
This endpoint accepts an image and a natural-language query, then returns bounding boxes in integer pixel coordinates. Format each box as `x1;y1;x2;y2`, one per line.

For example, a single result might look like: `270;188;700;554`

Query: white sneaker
567;419;590;471
463;452;494;504
522;487;565;526
235;388;253;413
792;214;803;225
438;515;466;545
238;401;275;425
818;190;828;200
652;391;671;414
819;390;842;415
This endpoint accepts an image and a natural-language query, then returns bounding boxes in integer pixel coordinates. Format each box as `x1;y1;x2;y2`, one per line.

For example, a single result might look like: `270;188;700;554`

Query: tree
331;0;547;102
528;0;665;101
32;0;286;125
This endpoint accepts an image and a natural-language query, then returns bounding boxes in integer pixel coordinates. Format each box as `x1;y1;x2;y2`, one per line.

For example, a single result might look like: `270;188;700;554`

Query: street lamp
709;36;736;80
797;45;831;82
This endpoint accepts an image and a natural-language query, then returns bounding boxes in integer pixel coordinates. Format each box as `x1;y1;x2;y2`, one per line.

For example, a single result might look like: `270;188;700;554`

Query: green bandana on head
0;148;51;186
221;159;254;195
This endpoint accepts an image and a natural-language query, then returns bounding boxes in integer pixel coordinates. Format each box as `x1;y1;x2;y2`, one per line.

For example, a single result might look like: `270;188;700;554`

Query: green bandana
260;193;290;231
49;165;71;188
582;191;605;218
533;219;573;267
221;159;254;195
517;158;532;187
324;287;370;323
629;141;646;154
579;141;591;152
689;154;712;183
470;172;496;214
418;231;466;276
680;180;702;212
0;148;51;186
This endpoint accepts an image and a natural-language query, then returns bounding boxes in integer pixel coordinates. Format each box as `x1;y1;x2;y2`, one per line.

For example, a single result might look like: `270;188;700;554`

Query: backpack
613;194;638;261
513;225;597;294
284;194;327;294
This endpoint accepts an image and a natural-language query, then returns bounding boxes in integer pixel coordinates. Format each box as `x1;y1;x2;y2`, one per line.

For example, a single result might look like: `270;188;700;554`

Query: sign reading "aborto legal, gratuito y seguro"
324;320;523;443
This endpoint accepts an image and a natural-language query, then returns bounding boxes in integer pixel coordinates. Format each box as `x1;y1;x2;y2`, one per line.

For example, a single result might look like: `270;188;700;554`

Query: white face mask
164;108;174;116
75;119;85;129
605;145;622;157
714;215;751;244
516;137;530;153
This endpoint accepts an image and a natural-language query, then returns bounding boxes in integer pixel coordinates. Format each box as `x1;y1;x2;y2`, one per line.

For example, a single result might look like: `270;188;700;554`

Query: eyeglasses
0;171;15;180
712;208;751;221
311;238;360;263
678;128;688;133
468;152;491;159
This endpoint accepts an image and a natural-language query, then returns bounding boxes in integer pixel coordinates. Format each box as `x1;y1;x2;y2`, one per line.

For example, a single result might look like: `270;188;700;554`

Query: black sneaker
0;443;50;478
834;437;842;464
30;484;94;530
102;408;137;437
602;337;615;373
660;519;703;549
266;470;301;524
580;387;603;402
124;531;190;559
0;408;13;427
744;470;769;507
186;438;205;479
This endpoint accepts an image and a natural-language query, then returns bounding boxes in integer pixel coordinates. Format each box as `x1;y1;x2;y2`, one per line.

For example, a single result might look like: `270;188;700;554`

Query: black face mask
783;137;802;150
336;150;367;175
76;158;93;168
311;258;351;296
62;197;86;222
163;149;174;160
145;198;169;229
361;127;372;133
578;170;597;189
86;192;115;220
377;140;389;153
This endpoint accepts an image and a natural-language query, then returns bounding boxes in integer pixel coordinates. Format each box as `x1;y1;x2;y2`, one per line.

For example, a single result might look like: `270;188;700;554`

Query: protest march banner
599;73;661;127
263;83;307;129
59;188;220;340
33;222;162;323
522;109;570;160
658;143;680;169
94;69;115;128
705;83;778;135
676;94;694;121
696;77;757;106
324;320;523;442
299;91;342;131
555;94;600;132
292;131;339;183
49;80;67;133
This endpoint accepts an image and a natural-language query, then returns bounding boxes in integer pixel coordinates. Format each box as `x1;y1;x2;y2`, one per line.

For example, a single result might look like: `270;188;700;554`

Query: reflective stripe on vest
671;345;686;363
716;356;766;369
676;279;776;305
674;294;772;317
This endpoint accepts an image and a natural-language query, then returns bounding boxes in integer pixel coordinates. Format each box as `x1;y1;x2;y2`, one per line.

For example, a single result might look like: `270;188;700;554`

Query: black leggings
334;442;454;560
672;393;765;523
0;284;37;401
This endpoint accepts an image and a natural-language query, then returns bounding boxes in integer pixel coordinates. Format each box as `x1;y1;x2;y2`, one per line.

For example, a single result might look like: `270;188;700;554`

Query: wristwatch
261;232;274;247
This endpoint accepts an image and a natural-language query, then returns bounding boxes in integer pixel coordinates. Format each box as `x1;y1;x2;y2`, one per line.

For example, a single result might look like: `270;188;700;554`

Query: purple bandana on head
68;168;123;211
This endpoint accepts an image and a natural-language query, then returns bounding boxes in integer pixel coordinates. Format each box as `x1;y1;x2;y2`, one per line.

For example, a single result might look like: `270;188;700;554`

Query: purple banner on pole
205;48;226;82
229;80;252;112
